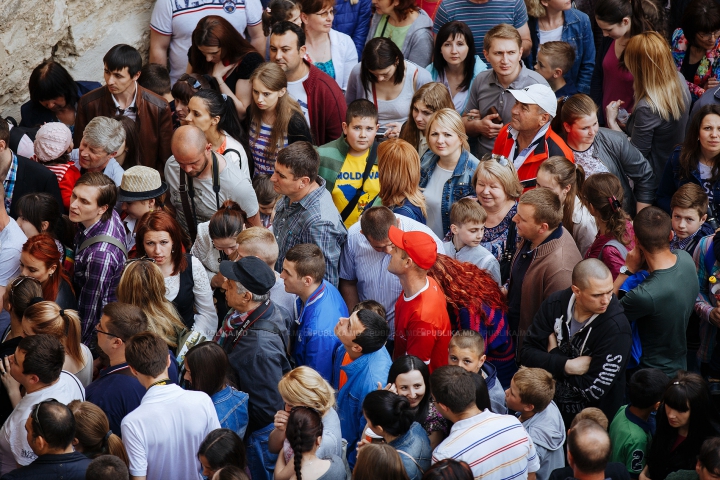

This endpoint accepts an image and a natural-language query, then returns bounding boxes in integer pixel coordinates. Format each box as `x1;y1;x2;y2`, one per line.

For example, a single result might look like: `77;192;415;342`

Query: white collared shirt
112;82;139;121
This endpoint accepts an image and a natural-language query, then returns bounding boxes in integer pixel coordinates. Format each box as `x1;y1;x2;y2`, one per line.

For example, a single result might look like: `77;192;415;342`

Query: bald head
568;420;611;475
572;258;612;290
171;125;208;159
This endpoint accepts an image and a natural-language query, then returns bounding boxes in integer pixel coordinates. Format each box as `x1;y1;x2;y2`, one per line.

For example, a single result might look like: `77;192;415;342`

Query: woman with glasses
135;210;218;337
365;0;433;67
299;0;357;91
19;234;76;310
671;0;720;102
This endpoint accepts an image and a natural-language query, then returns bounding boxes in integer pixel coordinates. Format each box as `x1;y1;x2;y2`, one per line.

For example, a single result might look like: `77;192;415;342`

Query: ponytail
362;390;415;437
191;89;250;156
106;432;130;466
538;157;584;236
581;173;631;245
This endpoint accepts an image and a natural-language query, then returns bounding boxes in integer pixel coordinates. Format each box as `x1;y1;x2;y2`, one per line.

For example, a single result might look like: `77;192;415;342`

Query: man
74;44;173;173
387;226;451;372
272;141;347;287
0;401;91;480
431;366;540;479
492;84;574;186
0;184;26;306
166;125;260;236
0;117;62;218
614;207;699;377
85;456;129;480
281;243;346;381
463;24;548;156
216;256;292;480
122;332;219;480
508;188;582;350
270;21;347;146
332;309;392;468
567;420;613;480
74;116;126;185
70;173;127;343
150;0;265;84
519;259;632;427
339;206;443;335
0;335;85;475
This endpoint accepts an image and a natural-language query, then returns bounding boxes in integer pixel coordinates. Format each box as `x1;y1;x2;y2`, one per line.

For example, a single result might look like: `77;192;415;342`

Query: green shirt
609;405;653;475
620;250;699;376
374;15;411;52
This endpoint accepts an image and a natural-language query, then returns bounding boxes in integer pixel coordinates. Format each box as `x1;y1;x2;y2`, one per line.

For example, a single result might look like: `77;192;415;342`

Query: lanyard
228;300;272;349
148;378;171;389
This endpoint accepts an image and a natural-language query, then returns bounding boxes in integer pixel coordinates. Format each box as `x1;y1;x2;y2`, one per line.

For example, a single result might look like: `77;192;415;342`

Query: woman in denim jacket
419;108;480;238
184;342;250;439
362;390;432;480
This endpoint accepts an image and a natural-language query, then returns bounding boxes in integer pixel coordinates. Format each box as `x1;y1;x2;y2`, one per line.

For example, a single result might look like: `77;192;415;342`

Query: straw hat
118;166;168;202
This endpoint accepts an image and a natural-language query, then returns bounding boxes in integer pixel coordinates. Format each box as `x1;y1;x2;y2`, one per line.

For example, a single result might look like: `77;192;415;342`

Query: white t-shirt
539;25;564;44
0;371;85;474
150;0;264;84
287;73;310;124
424;165;453;238
121;384;221;480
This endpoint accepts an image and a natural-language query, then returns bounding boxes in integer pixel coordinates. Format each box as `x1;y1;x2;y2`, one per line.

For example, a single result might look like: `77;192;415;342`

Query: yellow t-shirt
331;150;380;227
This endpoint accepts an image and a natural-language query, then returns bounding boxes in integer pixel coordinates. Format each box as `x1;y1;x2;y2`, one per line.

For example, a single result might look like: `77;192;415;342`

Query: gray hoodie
521;401;566;480
365;10;434;67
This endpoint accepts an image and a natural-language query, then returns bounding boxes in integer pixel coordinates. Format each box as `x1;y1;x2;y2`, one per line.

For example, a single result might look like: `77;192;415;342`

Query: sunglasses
32;398;59;439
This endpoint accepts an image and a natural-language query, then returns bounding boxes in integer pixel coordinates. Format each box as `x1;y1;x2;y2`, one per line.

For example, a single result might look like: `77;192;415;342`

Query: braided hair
285;407;324;480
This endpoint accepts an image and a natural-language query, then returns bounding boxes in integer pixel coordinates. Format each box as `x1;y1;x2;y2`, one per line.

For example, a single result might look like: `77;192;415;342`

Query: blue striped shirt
250;122;288;176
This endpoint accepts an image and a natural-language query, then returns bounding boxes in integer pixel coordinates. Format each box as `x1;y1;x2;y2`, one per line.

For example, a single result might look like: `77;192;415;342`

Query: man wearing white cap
492;83;574;190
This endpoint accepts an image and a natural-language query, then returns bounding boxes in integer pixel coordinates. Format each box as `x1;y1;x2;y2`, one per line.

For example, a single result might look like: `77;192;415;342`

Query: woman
365;0;433;67
581;173;635;279
275;407;347;480
657;104;720;215
427;256;514;387
186;89;252;178
269;367;344;460
386;355;448;450
15;193;74;270
399;83;454;157
67;400;129;465
354;444;410;480
526;0;595;94
346;38;432;138
263;0;302;37
377;139;428;223
22;301;93;387
191;200;246;319
247;62;312;176
426;22;487;112
171;73;213;126
198;429;247;478
553;93;655;214
300;0;357;91
362;391;431;480
117;259;187;351
184;342;249;439
419;108;479;238
536;156;597;255
113;115;141;169
641;372;720;479
422;460;474;480
135;210;217;337
118;166;172;251
671;0;720;102
20;234;76;310
606;32;691;180
188;15;265;118
31;122;80;210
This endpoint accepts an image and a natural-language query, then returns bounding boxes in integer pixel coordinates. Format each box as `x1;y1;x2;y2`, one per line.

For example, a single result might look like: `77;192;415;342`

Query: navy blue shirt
0;452;91;480
555;80;579;99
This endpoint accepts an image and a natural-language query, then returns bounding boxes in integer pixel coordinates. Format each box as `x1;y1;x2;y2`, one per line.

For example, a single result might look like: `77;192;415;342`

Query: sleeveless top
171;253;195;329
370;62;421;125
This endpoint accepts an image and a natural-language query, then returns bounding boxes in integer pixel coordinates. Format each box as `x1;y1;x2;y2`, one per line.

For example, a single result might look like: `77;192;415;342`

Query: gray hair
236;281;271;303
83;117;125;154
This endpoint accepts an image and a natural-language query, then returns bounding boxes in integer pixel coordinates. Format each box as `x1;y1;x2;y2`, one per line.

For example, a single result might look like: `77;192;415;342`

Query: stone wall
0;0;153;119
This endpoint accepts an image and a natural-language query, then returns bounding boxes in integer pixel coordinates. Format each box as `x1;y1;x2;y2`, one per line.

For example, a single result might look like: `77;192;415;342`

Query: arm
268;410;289;454
576;14;596;94
274;451;295;480
628;105;662;159
612;131;657;205
156;101;173;173
248;23;267;57
149;30;171;68
189;257;219;337
122;422;148;480
517;23;533;58
517;299;571;377
304;219;346;287
405;29;434;68
190;225;217;286
339;279;360;311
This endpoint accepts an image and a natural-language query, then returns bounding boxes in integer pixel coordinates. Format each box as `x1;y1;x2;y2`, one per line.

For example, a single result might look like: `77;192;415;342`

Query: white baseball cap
507;84;557;117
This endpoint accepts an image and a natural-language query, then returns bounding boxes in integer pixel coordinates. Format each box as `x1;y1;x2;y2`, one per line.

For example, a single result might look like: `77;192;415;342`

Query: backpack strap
178;168;198;243
223;148;243;172
598;239;627;262
397;450;425;474
78;234;127;257
211;151;221;211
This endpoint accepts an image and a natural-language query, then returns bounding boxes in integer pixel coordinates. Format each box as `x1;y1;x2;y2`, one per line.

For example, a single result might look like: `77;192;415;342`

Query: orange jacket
492;124;575;190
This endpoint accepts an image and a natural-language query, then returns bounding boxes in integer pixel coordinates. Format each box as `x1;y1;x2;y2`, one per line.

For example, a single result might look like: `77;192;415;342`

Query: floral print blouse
671;28;720;101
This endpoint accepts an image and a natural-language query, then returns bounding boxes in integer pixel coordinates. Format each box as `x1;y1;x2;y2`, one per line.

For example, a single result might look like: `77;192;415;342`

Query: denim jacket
527;9;596;94
419;149;480;236
332;344;392;469
212;385;250;439
657;146;720;215
389;422;432;480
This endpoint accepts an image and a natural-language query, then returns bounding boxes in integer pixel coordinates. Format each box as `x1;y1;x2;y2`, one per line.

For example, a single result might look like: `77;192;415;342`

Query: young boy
505;367;566;480
448;330;507;414
534;41;578;98
252;173;281;228
609;368;669;479
318;99;380;228
670;183;714;254
444;198;501;285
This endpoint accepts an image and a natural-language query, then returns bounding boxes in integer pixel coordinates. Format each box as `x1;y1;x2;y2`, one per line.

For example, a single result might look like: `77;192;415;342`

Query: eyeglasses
32;398;58;439
95;325;120;339
9;276;36;295
124;256;156;266
313;8;335;18
698;30;720;41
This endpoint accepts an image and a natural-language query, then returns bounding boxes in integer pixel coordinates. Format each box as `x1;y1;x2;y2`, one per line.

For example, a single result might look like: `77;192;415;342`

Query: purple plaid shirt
73;210;127;344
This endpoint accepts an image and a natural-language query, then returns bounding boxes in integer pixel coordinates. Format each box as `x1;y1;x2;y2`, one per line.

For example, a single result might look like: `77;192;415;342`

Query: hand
273;410;290;432
212;62;235;82
710;307;720;327
639;466;651;480
564;356;592;376
605;100;624;127
384;122;402;138
377;382;397;393
477;114;503;139
547;333;558;352
356;437;372;451
624;246;644;274
708;77;720;90
0;356;19;397
211;272;226;290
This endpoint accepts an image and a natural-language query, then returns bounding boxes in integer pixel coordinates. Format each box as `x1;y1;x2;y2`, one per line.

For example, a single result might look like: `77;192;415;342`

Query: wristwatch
619;265;634;276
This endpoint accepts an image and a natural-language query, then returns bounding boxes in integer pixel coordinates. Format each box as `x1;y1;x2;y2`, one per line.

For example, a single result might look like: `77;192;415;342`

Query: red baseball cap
388;226;437;270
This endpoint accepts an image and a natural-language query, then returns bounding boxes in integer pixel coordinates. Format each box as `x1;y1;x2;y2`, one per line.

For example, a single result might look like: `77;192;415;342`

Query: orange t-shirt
338;352;353;389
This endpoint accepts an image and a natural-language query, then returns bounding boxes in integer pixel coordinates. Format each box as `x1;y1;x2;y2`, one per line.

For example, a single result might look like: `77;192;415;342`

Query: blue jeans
245;423;278;480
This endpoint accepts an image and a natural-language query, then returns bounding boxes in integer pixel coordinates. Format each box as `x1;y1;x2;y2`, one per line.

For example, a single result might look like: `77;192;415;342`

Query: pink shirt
602;40;635;114
584;221;635;279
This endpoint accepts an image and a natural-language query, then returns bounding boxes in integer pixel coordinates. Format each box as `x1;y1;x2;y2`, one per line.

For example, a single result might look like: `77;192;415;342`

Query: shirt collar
4;153;18;186
111;82;138;115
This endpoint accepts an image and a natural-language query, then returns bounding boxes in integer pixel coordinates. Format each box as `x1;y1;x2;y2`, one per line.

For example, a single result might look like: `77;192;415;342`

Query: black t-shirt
681;56;700;83
224;52;265;93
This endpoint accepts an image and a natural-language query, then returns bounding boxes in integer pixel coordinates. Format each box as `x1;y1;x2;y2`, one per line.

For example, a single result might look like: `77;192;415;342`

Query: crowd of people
6;0;720;478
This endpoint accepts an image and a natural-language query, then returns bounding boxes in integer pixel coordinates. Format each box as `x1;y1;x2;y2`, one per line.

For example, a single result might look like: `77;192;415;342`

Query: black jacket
10;156;64;218
0;452;91;480
518;288;632;426
589;36;614;126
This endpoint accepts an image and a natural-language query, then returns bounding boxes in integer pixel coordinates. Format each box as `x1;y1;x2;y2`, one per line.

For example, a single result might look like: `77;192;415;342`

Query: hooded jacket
521;401;566;480
518;288;632;425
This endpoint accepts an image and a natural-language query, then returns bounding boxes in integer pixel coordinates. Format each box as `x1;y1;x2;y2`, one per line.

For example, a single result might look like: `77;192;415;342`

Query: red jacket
303;63;347;146
492;124;574;190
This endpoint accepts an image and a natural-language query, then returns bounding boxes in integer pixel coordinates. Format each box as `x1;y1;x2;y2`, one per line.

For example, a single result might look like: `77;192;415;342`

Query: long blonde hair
116;260;186;348
426;108;470;152
278;366;336;415
399;83;454;151
23;301;83;365
249;63;305;161
625;31;687;121
377;139;427;217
